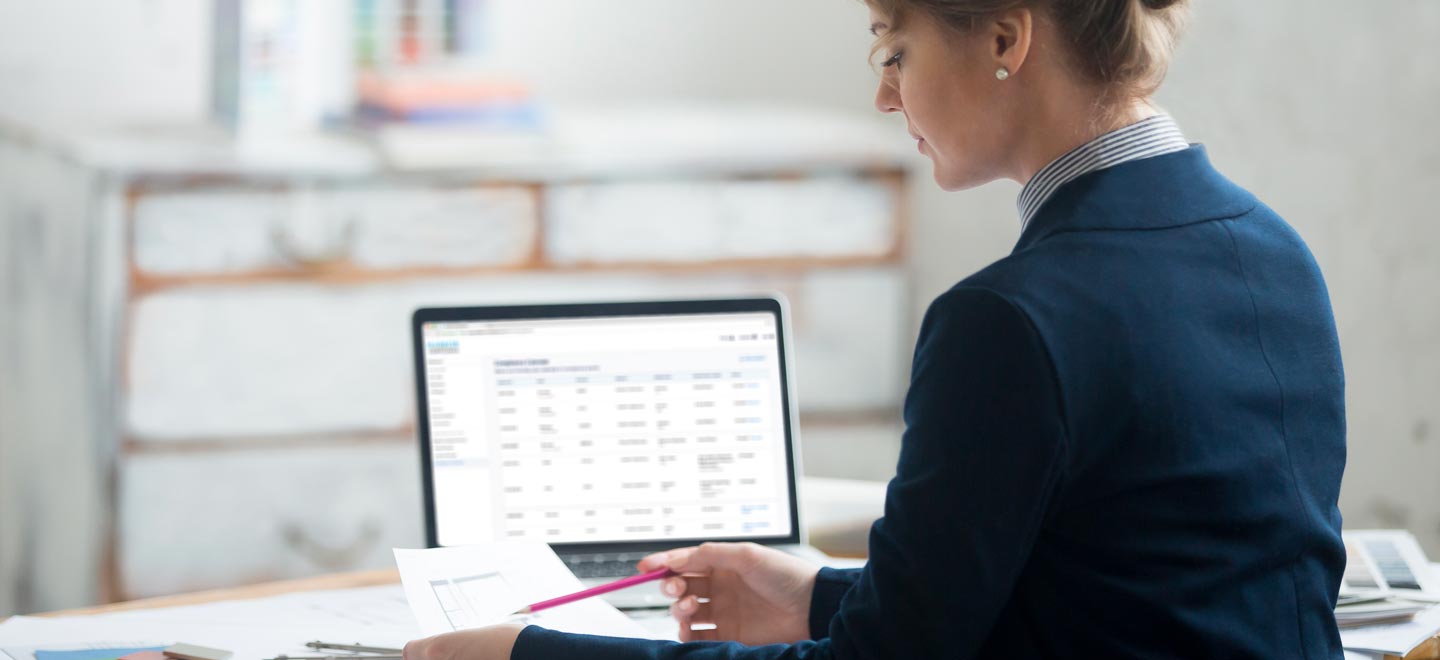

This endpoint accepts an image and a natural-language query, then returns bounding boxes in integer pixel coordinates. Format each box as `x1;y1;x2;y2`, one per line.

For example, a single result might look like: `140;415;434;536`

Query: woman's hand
402;623;524;660
641;542;819;644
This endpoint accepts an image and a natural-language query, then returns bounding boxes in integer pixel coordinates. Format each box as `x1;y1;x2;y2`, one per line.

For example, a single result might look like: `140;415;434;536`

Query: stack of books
355;69;548;168
357;69;540;128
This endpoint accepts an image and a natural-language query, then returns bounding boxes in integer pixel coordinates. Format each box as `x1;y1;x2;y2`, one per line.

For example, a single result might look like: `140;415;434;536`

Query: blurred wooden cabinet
0;108;909;604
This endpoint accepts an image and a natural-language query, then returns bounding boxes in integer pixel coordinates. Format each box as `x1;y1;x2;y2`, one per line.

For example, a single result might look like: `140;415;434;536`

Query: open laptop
412;297;820;608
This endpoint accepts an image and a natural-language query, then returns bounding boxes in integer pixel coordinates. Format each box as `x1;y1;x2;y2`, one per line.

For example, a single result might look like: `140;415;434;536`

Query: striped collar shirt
1018;114;1190;230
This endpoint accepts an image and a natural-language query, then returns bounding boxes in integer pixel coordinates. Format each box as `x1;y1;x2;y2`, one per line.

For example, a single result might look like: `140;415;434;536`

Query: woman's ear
990;9;1034;77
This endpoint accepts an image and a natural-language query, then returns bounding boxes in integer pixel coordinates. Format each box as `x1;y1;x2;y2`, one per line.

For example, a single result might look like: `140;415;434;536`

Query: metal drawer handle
270;221;357;268
281;519;381;571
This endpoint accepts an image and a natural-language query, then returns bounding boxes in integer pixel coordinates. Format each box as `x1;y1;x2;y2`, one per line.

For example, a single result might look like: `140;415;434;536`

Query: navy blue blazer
514;146;1348;659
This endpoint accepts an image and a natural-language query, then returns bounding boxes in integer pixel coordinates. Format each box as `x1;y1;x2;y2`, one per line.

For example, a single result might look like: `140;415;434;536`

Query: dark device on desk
411;297;815;608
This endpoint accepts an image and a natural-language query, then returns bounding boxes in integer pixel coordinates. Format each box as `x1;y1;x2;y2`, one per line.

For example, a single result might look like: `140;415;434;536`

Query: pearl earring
996;67;1010;81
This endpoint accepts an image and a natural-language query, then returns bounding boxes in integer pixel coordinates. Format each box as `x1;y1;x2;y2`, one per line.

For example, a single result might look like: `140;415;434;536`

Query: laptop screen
417;305;797;550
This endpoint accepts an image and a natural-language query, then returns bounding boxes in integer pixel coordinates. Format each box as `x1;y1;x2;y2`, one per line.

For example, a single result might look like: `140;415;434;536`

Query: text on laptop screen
423;312;794;547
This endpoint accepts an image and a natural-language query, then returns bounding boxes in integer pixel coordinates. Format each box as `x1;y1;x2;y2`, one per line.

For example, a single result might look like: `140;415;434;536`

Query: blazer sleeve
511;286;1070;660
808;568;862;640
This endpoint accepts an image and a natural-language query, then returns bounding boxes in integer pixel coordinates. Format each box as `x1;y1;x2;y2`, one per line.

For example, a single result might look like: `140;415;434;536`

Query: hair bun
1140;0;1183;9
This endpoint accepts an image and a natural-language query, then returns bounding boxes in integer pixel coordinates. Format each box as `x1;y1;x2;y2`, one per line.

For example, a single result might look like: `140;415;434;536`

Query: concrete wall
894;1;1440;551
1191;0;1440;551
0;0;1435;606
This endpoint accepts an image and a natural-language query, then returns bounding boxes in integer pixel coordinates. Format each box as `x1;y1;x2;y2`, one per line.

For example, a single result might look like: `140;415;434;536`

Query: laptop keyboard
565;554;647;579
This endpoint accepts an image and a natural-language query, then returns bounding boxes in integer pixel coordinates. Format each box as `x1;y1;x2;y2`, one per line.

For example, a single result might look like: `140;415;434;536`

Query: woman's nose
874;79;901;114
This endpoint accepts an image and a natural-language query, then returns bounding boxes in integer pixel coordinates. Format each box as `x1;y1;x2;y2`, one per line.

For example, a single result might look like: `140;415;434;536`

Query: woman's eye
881;51;903;69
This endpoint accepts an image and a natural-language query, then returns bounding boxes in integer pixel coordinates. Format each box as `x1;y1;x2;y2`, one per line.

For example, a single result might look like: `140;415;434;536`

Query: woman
405;0;1347;657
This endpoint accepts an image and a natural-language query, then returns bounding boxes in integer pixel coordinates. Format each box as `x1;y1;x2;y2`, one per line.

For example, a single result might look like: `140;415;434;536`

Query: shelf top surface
1;104;914;182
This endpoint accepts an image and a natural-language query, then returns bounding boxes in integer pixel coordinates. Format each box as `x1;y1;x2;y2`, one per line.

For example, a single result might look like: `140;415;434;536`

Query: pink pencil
513;568;678;615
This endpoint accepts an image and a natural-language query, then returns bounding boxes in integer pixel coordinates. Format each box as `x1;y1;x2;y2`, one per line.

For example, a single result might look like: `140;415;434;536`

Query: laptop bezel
412;296;804;556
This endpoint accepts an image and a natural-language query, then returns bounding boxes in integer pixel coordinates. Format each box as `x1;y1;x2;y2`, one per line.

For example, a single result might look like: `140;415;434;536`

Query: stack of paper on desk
1;542;652;660
1340;603;1440;657
0;585;419;660
1335;597;1431;627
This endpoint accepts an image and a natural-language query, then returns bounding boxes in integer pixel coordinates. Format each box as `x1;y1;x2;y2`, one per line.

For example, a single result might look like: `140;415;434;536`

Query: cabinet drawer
132;185;537;275
125;269;907;441
544;176;899;264
117;442;423;599
788;269;909;412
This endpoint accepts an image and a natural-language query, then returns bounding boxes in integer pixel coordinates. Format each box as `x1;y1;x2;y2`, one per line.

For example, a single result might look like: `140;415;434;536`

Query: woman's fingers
671;595;717;642
648;544;767;643
637;551;669;572
638;546;695;573
660;573;710;603
670;594;713;621
674;575;711;598
668;542;760;574
688;626;720;642
660;576;685;597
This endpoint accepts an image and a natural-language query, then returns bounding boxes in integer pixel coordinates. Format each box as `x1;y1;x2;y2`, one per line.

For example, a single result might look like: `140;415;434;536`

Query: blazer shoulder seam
940;284;1074;461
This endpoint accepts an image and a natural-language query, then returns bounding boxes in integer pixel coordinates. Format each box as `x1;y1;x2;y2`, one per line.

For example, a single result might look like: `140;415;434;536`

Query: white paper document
0;585;421;660
1341;603;1440;656
393;544;647;639
1343;651;1383;660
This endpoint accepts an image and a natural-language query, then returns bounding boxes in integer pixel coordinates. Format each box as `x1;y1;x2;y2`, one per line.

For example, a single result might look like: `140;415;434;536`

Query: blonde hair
867;0;1189;103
